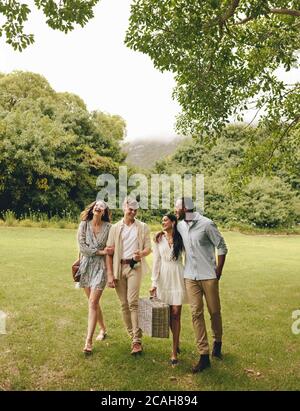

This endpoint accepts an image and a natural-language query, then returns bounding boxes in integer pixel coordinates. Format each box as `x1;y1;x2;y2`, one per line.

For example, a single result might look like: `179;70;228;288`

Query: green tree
92;111;126;142
230;176;299;227
153;125;300;227
0;71;125;216
126;0;300;175
0;0;100;51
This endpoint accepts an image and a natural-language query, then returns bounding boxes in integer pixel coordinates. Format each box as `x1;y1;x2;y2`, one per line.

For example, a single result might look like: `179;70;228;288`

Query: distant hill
122;136;185;169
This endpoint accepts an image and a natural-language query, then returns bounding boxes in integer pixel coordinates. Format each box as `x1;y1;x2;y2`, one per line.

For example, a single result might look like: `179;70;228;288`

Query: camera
129;258;138;269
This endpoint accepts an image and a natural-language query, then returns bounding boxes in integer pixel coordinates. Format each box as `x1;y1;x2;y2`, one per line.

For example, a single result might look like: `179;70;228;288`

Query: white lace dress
151;235;187;305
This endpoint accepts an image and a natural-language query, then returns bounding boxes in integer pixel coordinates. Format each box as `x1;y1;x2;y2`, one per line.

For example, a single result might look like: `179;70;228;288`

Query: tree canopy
154;124;300;228
0;0;100;51
0;71;126;216
126;0;300;175
2;1;299;181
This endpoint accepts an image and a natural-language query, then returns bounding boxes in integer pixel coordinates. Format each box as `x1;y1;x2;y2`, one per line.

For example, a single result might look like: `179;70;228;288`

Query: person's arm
216;254;226;280
77;221;98;257
106;254;116;288
95;249;107;256
105;226;116;288
95;246;114;256
150;240;161;295
133;224;152;261
205;222;228;280
141;224;152;257
135;247;151;259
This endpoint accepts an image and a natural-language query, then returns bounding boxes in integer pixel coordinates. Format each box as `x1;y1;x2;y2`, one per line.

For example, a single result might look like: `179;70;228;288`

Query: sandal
170;358;178;366
83;340;93;355
96;329;107;341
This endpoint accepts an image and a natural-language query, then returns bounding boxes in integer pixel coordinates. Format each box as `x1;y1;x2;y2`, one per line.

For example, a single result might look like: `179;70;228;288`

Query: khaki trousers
115;264;143;344
185;278;222;355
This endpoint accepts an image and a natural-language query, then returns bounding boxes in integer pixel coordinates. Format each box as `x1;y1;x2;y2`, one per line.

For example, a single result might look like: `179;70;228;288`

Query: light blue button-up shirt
177;212;228;280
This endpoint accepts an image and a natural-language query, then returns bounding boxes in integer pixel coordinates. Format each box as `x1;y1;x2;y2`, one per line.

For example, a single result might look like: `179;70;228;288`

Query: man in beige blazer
106;197;152;355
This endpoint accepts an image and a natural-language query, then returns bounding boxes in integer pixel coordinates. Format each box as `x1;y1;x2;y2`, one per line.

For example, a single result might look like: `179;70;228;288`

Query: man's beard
177;212;185;220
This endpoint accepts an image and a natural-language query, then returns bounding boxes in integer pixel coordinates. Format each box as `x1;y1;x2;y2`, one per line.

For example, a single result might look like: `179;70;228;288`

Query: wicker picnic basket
138;297;170;338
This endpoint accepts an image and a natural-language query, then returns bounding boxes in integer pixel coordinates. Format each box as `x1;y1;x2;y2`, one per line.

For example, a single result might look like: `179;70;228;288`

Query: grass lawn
0;226;299;391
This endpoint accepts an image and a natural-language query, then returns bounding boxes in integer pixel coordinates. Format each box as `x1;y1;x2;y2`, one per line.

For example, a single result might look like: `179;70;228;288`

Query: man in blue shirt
175;197;228;373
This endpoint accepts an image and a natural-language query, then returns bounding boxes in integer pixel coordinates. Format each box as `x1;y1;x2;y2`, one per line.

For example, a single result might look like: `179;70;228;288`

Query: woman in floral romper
77;200;113;354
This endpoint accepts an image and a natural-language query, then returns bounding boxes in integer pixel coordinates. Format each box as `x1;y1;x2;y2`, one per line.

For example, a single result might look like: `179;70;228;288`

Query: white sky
0;0;299;141
0;0;181;141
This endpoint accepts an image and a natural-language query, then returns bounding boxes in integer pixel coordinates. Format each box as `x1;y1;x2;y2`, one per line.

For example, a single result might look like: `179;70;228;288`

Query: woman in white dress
150;213;187;365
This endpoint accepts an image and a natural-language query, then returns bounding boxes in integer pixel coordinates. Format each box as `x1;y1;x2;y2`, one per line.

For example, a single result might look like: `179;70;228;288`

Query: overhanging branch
267;115;300;163
219;0;240;23
236;8;300;25
271;8;300;17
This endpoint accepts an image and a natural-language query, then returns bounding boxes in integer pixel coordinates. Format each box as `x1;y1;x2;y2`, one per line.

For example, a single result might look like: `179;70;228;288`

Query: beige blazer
106;219;151;280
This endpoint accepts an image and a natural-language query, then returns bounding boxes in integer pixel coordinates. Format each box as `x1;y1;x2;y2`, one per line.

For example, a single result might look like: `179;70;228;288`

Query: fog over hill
122;135;185;169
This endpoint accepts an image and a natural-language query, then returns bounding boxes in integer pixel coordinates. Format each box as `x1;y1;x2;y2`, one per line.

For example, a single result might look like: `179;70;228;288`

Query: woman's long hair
80;201;110;222
154;213;183;261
